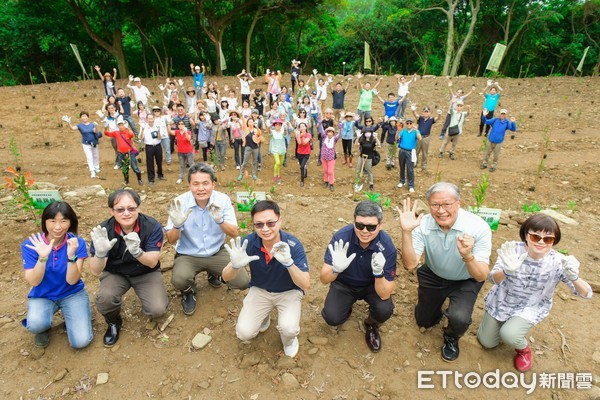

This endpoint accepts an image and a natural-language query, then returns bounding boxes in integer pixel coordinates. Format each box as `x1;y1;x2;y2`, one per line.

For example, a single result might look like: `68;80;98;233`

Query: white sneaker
91;174;97;179
95;168;101;174
396;182;404;188
283;337;299;357
409;188;415;193
259;316;270;333
113;165;120;170
236;165;240;170
176;179;183;184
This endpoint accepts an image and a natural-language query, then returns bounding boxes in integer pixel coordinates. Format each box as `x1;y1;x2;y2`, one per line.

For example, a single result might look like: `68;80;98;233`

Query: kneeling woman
477;214;592;372
21;201;92;349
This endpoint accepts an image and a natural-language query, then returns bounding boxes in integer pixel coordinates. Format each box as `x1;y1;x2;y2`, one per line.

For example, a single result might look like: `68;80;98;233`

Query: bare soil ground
0;75;599;400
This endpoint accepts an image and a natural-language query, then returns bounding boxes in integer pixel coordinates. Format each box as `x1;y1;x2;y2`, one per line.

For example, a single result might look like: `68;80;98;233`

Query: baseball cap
423;107;430;112
133;77;141;82
456;101;464;106
151;106;161;111
389;116;397;122
500;109;507;114
405;117;414;123
194;66;200;70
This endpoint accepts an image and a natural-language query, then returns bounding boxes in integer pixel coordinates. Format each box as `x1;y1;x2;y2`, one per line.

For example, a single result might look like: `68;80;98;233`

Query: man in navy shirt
320;201;397;352
222;200;310;358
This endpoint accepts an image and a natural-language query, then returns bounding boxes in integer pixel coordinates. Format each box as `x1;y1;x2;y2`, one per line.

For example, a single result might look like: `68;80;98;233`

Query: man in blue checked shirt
222;200;310;358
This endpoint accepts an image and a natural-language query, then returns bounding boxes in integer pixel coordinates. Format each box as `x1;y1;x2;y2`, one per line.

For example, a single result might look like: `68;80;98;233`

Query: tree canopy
0;0;597;85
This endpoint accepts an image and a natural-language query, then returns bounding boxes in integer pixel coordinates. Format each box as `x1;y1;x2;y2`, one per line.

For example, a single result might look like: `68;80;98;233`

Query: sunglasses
113;206;138;214
528;232;555;245
406;122;413;125
254;218;280;229
354;222;379;232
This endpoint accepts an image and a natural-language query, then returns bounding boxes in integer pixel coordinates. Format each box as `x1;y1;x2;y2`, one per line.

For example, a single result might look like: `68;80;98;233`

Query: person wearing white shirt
139;115;164;185
396;74;417;119
165;163;250;315
150;106;172;165
127;77;152;106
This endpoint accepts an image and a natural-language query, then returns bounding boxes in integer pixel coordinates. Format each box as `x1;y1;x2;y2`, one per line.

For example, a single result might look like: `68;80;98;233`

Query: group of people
22;164;592;371
65;63;520;195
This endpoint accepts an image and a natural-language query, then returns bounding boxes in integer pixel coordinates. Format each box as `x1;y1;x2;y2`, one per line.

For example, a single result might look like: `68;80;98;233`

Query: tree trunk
112;29;129;77
442;0;458;76
246;9;262;71
450;0;480;77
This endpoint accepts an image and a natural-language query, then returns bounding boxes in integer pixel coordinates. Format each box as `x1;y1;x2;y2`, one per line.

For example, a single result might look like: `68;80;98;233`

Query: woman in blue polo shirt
20;201;92;349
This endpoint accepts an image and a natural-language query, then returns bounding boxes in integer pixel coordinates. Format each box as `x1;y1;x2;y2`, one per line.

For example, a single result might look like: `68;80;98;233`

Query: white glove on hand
328;239;356;274
487;79;493;87
372;89;378;95
95;110;105;119
91;225;117;258
62;115;71;124
124;232;143;258
497;241;527;275
270;242;293;267
371;252;386;276
410;104;417;111
312;68;318;76
561;255;580;281
169;199;192;228
177;79;184;86
158;84;165;91
207;203;224;224
437;109;443;115
266;69;270;75
225;237;260;269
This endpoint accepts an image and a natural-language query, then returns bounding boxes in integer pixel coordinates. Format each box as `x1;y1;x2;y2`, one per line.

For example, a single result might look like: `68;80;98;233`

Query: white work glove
410;104;417;111
312;68;318;76
277;70;280;74
91;225;117;258
124;232;143;258
61;115;71;124
207;202;224;224
177;79;183;86
266;68;270;75
561;255;580;281
158;84;165;91
497;241;527;275
169;199;192;228
225;237;259;269
372;89;378;95
95;110;105;119
328;239;356;274
437;109;443;115
270;242;293;268
129;75;134;81
327;76;333;83
486;79;493;86
371;252;386;277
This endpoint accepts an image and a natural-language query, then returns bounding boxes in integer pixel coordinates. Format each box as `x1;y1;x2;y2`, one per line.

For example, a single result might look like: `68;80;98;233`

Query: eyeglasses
528;232;555;245
354;222;379;232
113;206;138;214
429;200;458;211
406;122;413;125
254;218;280;229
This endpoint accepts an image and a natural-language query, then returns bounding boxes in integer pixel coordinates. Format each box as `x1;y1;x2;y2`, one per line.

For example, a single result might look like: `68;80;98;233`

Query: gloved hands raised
410;104;417;111
169;199;192;228
497;241;527;275
91;225;117;258
124;232;143;258
207;203;224;224
371;252;386;277
270;242;293;268
561;255;580;281
328;239;356;274
225;237;259;269
61;115;71;124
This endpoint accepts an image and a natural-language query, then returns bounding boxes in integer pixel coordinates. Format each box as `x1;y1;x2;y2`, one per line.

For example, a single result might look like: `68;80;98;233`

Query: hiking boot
449;153;455;160
480;162;488;169
329;184;334;191
103;310;122;347
438;152;443;158
34;330;50;348
181;287;197;315
514;345;532;372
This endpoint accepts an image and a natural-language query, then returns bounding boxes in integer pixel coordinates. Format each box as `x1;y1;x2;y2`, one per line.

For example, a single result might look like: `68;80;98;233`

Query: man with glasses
221;200;310;357
165;163;249;316
89;189;168;347
399;182;491;362
320;201;397;353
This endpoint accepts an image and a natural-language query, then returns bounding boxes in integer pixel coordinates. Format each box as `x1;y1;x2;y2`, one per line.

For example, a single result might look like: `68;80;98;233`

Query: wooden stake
29;71;34;85
549;65;554;76
40;66;48;84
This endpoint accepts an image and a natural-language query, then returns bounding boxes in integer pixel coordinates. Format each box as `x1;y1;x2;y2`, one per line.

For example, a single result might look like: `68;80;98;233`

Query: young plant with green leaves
472;173;489;213
4;167;40;223
523;202;541;213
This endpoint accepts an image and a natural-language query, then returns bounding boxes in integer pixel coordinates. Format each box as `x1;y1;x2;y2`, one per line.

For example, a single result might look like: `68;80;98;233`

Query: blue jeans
23;289;93;349
122;115;138;135
161;137;172;163
396;96;409;120
357;110;371;124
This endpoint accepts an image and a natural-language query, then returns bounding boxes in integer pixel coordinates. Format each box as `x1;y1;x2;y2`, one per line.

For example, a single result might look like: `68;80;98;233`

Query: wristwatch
68;255;78;263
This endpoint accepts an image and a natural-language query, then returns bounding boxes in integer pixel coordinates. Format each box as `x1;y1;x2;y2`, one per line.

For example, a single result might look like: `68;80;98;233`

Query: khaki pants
171;248;249;291
356;157;373;185
439;133;460;155
385;142;396;166
236;286;303;348
416;136;430;169
483;141;503;167
477;311;534;350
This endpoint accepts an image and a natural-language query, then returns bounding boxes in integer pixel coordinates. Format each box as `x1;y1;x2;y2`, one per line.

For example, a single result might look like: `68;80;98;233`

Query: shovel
353;154;369;192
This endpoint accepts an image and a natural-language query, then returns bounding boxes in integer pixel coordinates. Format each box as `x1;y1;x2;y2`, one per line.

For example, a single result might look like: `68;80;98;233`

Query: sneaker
158;176;166;181
259;316;271;333
258;164;262;171
329;184;334;191
438;134;444;140
490;166;496;172
409;188;415;193
236;165;240;170
176;178;183;184
181;289;197;315
277;178;282;185
283;337;299;358
438;152;443;158
449;153;455;160
317;160;322;166
386;164;391;170
114;165;120;170
138;179;143;185
480;162;488;169
221;165;225;171
237;174;243;181
369;184;374;190
441;334;460;362
300;181;304;187
322;182;329;188
477;132;483;137
91;174;97;179
34;330;50;348
396;182;404;188
149;181;155;186
514;345;532;372
252;174;257;180
95;168;102;174
207;273;223;288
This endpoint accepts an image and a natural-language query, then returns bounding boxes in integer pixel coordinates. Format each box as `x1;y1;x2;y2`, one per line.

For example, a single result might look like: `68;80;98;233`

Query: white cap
389;116;397;122
116;116;126;125
133;77;141;82
500;108;507;114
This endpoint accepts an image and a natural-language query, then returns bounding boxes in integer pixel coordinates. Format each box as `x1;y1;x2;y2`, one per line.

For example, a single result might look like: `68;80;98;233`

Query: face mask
365;132;372;138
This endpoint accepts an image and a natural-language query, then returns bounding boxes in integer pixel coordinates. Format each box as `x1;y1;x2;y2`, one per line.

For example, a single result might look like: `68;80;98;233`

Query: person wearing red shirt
104;119;143;185
174;121;195;184
295;122;312;187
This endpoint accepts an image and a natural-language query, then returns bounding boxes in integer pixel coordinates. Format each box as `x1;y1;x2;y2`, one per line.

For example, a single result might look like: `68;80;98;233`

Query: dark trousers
297;154;310;181
342;139;353;156
440;113;451;135
145;144;163;182
414;265;483;337
232;139;243;167
322;280;394;326
169;134;176;154
479;110;494;135
398;148;414;188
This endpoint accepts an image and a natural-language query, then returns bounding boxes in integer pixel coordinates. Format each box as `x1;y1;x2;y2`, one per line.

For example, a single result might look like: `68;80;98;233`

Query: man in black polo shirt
320;201;397;352
89;189;168;347
412;105;442;171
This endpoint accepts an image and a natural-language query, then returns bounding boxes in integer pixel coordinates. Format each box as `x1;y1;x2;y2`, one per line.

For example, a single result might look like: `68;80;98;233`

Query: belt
399;147;412;152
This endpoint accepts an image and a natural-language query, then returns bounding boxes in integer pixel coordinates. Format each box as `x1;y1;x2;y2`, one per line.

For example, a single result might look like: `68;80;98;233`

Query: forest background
0;0;598;86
